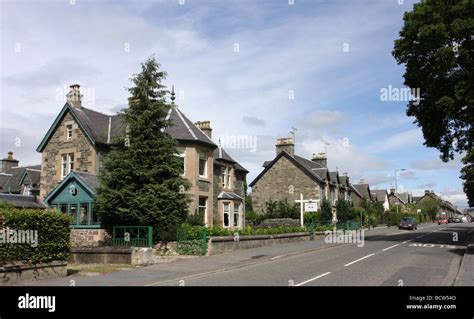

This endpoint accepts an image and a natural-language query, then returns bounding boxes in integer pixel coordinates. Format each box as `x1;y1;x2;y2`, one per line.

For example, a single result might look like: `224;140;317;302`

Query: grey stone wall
251;156;321;214
40;111;97;198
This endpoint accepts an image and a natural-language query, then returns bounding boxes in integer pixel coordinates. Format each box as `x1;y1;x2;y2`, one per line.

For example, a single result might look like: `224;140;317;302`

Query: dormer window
66;124;73;140
198;151;207;178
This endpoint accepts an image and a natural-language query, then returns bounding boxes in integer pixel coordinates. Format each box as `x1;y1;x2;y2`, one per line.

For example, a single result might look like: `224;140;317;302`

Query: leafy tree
335;198;351;223
461;149;474;206
95;57;191;245
416;197;441;222
264;199;299;219
320;199;333;223
393;0;474;204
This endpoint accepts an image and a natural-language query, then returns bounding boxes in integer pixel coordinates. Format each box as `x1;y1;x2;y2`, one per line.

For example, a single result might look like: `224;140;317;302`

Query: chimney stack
0;151;19;173
275;137;294;156
359;178;366;184
195;121;212;138
66;84;82;108
311;152;327;167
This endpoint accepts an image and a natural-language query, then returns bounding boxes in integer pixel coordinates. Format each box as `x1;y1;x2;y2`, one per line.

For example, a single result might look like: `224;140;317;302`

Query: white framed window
175;147;185;175
223;202;230;228
233;203;241;227
222;167;232;189
66;124;73;140
198;151;207;178
23;185;32;196
61;153;74;179
198;196;207;225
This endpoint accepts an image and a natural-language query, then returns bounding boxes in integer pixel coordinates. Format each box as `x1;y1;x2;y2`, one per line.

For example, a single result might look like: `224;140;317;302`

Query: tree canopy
392;0;474;205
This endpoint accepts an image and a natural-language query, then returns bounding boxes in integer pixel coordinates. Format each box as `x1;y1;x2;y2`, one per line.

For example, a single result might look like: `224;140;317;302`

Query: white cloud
366;129;423;153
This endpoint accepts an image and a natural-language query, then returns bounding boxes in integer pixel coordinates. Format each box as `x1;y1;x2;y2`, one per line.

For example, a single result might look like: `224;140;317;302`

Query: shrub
0;208;70;265
320;199;333;222
185;211;205;226
245;211;265;226
264;199;299;219
304;211;321;224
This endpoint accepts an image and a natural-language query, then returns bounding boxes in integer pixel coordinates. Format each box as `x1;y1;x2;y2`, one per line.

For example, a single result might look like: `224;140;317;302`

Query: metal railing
112;226;153;248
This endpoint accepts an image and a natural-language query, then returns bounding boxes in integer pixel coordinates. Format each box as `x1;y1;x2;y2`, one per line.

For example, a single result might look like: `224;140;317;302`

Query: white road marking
382;244;399;251
344;253;375;267
416;235;424;238
402;239;413;244
295;272;331;286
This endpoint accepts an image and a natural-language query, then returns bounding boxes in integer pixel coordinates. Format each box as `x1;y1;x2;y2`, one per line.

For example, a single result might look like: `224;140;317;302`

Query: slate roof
75;172;98;192
213;147;249;173
0;165;41;194
329;172;339;185
38;102;217;152
311;168;329;181
349;184;363;199
0;193;45;209
217;191;243;200
352;183;372;200
372;189;388;203
339;175;349;187
164;106;217;149
250;151;325;187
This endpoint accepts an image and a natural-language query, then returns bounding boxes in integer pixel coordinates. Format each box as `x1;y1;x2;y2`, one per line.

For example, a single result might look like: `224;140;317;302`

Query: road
21;223;474;286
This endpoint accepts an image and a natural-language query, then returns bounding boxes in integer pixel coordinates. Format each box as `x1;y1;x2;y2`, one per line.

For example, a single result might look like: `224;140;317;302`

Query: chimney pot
196;120;212;138
7;151;13;160
311;152;327;167
275;137;294;156
67;84;83;108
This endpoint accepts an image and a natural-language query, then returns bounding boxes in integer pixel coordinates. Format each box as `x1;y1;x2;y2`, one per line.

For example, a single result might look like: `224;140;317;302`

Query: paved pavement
20;222;474;286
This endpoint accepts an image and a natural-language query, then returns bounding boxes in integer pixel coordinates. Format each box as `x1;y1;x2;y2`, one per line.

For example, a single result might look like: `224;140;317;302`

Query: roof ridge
175;108;197;140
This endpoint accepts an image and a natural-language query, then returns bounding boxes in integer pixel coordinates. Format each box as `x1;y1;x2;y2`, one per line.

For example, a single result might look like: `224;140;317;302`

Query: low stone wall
69;246;157;266
207;232;312;255
70;229;110;247
0;261;67;285
257;218;301;228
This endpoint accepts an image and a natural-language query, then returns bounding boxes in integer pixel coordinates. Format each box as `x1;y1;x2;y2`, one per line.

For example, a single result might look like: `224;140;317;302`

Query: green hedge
181;223;306;237
0;208;70;265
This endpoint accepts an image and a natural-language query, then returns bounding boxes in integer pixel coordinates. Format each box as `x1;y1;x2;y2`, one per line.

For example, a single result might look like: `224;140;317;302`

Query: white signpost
295;193;319;227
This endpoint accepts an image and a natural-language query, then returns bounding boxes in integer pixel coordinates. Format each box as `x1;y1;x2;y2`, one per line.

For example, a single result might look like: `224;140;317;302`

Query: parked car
461;216;469;223
453;217;462;223
438;218;448;225
448;217;454;223
399;217;418;230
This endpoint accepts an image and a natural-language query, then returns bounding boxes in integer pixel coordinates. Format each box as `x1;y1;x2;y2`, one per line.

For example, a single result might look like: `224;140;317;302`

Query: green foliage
393;0;474;204
335;198;351;223
320;199;333;222
461;149;474;207
185;211;204;226
0;208;70;265
264;199;299;219
416;197;441;221
205;225;306;237
95;57;191;244
304;211;321;224
0;201;14;209
245;211;265;226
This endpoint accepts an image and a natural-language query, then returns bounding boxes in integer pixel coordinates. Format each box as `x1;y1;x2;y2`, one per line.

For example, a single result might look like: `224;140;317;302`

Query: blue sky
0;0;468;208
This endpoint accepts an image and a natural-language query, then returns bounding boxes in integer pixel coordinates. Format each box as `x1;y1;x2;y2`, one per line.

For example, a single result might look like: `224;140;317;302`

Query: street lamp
394;169;406;214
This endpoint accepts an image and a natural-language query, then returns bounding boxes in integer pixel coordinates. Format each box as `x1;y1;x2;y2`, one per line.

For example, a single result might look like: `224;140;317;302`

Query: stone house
415;190;459;218
249;137;352;217
371;189;390;212
37;84;247;244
